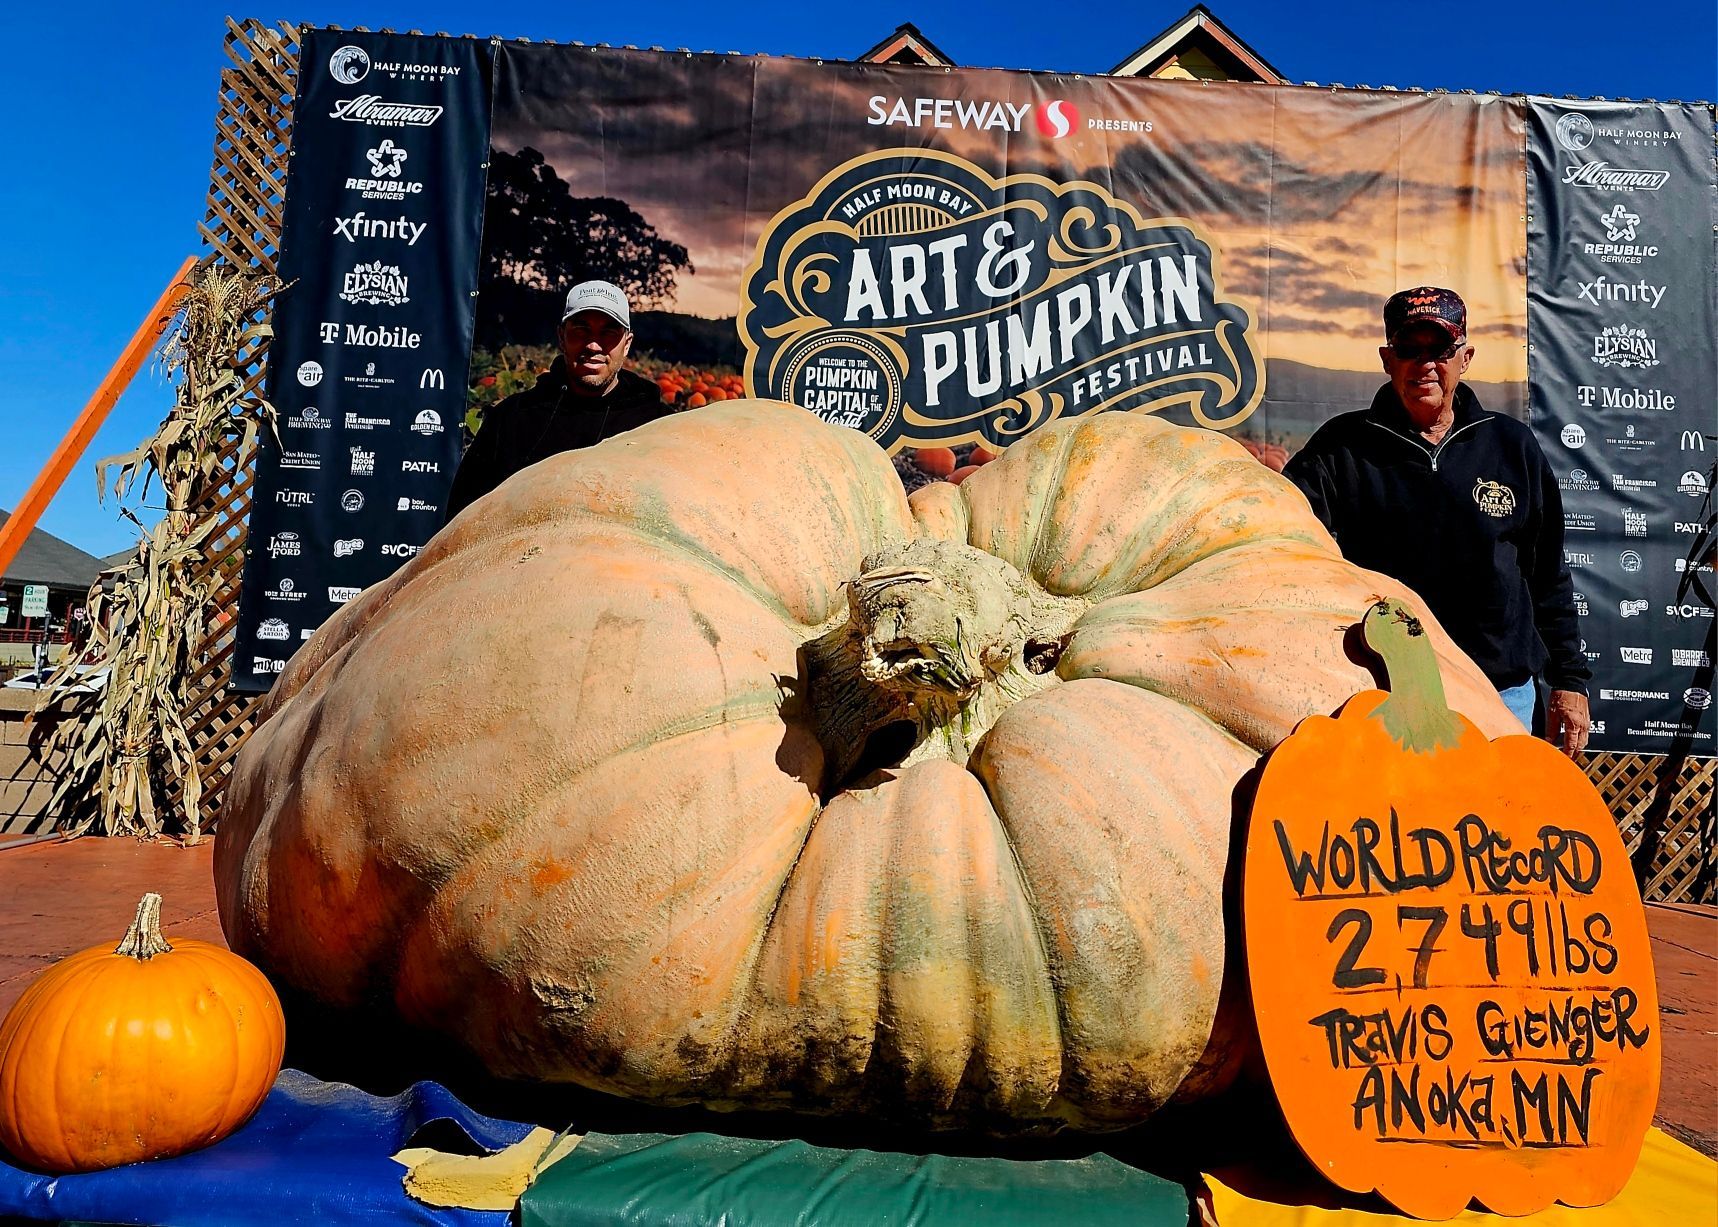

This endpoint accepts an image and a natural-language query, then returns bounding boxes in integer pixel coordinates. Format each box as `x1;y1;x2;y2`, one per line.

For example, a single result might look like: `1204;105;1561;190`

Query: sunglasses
1389;336;1465;363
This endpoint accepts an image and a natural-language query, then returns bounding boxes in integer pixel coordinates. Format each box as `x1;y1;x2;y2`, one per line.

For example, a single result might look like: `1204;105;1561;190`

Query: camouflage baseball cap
1384;286;1466;344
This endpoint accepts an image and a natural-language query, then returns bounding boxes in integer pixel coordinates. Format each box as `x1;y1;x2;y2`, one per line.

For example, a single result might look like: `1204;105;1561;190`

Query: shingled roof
0;510;106;593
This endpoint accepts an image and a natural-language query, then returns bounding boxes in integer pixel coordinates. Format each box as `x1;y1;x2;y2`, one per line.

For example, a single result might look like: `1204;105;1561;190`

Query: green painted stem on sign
1361;598;1466;754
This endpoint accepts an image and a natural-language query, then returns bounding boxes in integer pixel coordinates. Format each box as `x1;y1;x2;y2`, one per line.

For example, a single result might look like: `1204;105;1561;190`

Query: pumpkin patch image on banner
738;148;1263;451
1243;598;1660;1219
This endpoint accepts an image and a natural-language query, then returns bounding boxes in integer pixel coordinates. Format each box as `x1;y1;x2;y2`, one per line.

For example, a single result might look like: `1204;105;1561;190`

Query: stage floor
2;833;1712;1157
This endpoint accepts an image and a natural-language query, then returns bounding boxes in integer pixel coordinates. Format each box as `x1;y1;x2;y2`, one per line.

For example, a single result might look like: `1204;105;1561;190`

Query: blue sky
1;0;1713;557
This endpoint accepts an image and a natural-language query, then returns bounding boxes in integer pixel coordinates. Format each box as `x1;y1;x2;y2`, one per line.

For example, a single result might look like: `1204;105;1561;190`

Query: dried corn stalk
33;269;276;838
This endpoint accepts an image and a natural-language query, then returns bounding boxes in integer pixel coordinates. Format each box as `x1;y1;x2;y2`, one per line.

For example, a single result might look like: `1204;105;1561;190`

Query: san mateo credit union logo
739;149;1263;451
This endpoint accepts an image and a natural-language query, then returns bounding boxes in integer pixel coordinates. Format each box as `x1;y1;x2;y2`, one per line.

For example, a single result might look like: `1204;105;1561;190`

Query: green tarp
522;1130;1197;1227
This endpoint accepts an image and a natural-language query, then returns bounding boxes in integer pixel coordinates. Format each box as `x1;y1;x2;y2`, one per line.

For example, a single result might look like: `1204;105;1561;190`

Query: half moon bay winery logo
739;149;1263;452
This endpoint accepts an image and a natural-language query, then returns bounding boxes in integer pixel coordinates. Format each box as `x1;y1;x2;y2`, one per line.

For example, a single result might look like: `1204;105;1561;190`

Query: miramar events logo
739;149;1261;451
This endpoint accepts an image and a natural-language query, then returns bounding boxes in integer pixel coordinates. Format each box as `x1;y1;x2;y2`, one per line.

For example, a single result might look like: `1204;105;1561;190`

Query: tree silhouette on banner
477;146;693;349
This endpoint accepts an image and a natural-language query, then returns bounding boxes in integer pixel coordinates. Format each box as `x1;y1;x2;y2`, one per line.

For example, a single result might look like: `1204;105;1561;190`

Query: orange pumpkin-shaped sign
1245;598;1659;1219
0;893;285;1174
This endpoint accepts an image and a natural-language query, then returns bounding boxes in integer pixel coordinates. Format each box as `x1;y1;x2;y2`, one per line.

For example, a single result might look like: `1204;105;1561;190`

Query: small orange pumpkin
1245;598;1659;1217
911;446;957;477
0;893;285;1173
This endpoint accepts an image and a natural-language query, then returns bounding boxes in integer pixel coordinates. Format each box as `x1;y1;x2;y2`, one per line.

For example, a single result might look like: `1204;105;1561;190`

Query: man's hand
1545;689;1592;758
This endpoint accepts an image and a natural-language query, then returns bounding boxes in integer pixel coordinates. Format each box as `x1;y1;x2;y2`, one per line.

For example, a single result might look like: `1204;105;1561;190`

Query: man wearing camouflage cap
1285;287;1592;755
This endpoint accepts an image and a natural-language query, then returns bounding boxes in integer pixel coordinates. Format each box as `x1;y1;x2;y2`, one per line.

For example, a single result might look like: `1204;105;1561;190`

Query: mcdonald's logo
1682;430;1706;451
419;368;445;390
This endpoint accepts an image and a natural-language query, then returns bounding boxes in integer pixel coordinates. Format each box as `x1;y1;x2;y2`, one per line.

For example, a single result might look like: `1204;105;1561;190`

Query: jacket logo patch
1473;479;1517;519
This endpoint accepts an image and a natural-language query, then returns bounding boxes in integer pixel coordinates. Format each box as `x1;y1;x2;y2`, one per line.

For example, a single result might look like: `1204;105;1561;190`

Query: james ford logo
257;618;290;641
252;656;286;675
328;45;370;84
1555;112;1594;153
333;538;364;558
1622;509;1647;537
328;586;362;604
340;261;409;307
1600;204;1637;241
267;531;300;558
1620;599;1648;617
329;95;444;128
1687;688;1714;710
1619;646;1653;665
1590;324;1658;370
1572;591;1589;616
382;543;421;557
1679;470;1710;497
296;361;323;387
1673;649;1713;668
1035;100;1081;139
1560;423;1586;448
341;490;365;512
350;446;375;476
276;489;312;506
401;460;440;474
332;212;426;246
1620;549;1642;572
419;368;444;389
411;408;444;435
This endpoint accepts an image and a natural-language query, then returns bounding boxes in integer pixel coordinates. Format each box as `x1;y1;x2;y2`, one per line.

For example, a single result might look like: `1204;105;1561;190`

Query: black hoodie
445;359;669;523
1284;384;1590;695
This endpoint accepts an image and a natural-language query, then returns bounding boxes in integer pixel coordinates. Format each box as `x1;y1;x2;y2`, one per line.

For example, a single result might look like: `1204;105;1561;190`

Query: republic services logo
1035;100;1080;139
368;139;407;177
329;45;370;84
1600;204;1639;242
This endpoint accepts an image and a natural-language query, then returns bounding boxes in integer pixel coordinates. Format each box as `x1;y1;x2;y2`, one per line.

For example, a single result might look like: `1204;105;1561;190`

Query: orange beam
0;256;199;579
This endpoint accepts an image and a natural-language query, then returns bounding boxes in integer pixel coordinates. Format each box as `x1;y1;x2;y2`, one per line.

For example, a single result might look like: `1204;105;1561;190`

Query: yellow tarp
1207;1127;1717;1224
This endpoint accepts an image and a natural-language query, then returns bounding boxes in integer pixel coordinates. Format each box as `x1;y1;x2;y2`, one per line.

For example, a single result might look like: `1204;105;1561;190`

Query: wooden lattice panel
178;22;1718;904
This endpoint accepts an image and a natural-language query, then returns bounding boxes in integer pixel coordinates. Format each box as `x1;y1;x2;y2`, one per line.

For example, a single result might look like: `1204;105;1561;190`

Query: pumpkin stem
1361;598;1466;753
115;892;174;960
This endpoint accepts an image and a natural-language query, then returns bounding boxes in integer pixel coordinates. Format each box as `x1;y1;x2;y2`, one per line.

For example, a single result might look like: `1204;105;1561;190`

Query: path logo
739;148;1262;451
1035;100;1080;139
1472;479;1516;518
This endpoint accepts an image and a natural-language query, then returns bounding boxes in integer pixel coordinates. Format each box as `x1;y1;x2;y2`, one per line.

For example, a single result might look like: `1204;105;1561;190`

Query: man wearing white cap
445;280;668;521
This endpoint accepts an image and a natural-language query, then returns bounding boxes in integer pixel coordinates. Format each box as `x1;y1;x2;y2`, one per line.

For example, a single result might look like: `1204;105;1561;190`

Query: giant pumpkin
216;401;1516;1133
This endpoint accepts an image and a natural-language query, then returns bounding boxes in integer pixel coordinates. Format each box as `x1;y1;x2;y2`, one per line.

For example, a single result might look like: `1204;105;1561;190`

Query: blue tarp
0;1070;535;1227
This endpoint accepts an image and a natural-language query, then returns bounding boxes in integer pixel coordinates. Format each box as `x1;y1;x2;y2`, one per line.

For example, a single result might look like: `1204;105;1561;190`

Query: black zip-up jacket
445;361;669;523
1284;384;1590;696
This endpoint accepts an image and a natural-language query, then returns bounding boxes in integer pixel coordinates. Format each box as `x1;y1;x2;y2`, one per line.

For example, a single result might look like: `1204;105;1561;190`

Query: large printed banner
1527;100;1717;755
239;33;1717;754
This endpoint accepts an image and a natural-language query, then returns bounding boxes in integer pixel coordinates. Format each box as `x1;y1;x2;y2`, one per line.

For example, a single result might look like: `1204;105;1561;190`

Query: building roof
855;22;957;67
0;510;106;593
1109;4;1287;83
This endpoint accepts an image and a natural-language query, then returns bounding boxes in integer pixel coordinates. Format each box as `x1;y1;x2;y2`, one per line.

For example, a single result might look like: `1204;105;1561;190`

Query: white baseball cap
561;280;631;330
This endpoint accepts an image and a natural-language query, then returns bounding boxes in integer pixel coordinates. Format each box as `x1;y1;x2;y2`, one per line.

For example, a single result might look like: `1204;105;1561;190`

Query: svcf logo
1472;478;1516;519
1035;100;1080;139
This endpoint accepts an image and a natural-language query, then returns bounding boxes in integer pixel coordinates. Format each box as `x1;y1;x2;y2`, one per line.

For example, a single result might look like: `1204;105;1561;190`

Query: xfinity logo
401;460;440;474
333;538;364;558
257;618;290;642
329;95;444;128
276;489;312;506
381;543;421;558
1561;161;1671;191
1619;646;1653;665
1619;599;1648;617
317;322;422;349
1576;275;1665;308
333;211;426;246
267;531;300;558
340;261;409;307
328;586;362;604
419;368;445;389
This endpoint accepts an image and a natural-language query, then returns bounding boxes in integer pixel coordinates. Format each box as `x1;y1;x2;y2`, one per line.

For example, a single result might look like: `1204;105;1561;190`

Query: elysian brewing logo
1590;324;1658;370
739;150;1261;451
340;261;409;307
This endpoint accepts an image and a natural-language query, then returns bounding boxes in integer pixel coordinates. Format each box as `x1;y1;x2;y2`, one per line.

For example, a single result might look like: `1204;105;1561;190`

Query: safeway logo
1035;100;1080;139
